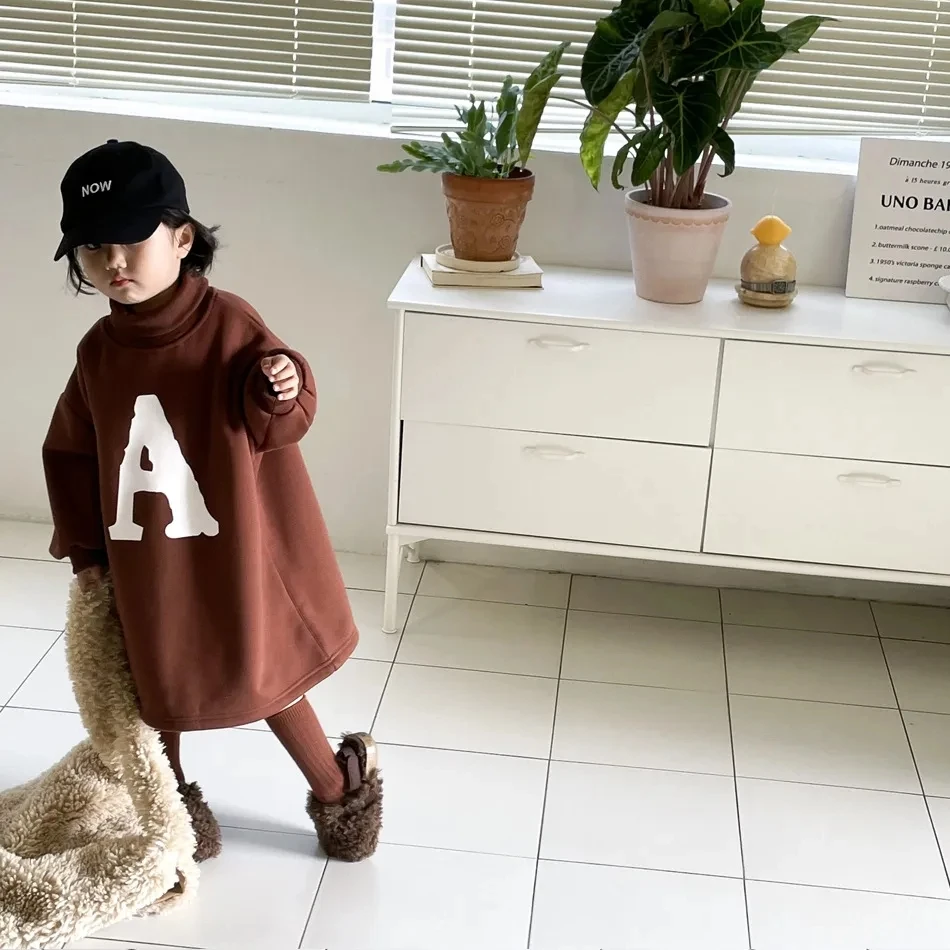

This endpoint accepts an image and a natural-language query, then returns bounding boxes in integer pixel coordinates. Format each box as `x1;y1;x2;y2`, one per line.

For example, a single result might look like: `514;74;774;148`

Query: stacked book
421;245;543;288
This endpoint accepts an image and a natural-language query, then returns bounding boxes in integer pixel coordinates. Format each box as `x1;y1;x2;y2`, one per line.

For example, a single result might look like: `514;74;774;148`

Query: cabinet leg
383;535;403;635
406;543;422;564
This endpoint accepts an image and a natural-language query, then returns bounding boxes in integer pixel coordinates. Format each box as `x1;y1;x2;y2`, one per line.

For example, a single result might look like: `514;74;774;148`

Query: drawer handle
837;472;902;488
851;361;916;376
523;444;585;461
528;335;590;352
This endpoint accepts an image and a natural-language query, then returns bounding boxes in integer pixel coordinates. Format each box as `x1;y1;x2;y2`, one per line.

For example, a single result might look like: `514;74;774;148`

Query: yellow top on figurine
750;215;792;246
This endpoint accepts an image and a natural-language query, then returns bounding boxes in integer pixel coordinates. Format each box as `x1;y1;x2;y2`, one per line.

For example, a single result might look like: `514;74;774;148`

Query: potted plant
573;0;829;303
378;44;567;262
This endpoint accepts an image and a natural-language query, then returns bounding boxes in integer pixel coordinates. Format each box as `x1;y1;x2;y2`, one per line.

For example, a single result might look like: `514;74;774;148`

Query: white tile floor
4;521;950;949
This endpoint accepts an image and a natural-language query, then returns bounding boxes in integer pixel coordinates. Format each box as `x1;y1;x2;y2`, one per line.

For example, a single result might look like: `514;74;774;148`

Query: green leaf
403;141;456;167
495;75;519;161
651;74;721;174
720;67;757;118
440;133;469;171
633;67;650;125
581;5;643;105
517;42;568;165
610;129;647;189
778;14;832;52
711;127;735;176
579;70;637;189
688;0;730;29
630;125;669;186
442;133;491;176
378;137;462;174
670;0;786;79
515;74;559;166
466;99;487;138
525;40;569;90
624;0;667;24
638;10;697;85
611;141;635;190
645;9;696;34
582;4;697;105
656;0;701;13
377;159;414;173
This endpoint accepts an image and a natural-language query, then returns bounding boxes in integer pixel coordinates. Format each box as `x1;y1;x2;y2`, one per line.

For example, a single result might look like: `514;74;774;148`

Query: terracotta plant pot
442;169;535;262
624;190;732;304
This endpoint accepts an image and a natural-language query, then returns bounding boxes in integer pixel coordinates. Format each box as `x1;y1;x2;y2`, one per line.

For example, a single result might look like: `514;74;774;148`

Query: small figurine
737;215;797;308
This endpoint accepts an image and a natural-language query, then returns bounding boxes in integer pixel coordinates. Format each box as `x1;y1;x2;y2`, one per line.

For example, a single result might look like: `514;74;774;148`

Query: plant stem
652;156;664;206
549;95;634;143
693;145;715;200
692;77;747;204
670;166;690;208
639;58;662;205
653;153;678;208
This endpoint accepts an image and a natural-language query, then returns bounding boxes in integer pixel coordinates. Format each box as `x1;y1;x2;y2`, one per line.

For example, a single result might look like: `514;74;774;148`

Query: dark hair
65;209;220;295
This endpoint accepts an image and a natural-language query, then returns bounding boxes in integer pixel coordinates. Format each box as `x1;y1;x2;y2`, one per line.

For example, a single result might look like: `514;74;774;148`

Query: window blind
392;0;616;131
392;0;950;135
0;0;374;99
740;1;950;133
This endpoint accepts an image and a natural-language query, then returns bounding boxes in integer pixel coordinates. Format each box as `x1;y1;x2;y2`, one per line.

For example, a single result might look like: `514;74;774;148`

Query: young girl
42;139;382;864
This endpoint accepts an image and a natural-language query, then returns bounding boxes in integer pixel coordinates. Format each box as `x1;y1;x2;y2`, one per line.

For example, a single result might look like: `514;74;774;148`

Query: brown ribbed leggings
160;696;345;804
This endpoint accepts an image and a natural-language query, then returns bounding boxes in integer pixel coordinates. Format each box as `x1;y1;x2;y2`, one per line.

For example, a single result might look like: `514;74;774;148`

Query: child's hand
261;355;300;402
78;565;104;592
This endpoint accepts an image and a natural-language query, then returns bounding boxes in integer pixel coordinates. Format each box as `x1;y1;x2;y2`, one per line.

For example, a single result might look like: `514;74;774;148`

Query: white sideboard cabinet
381;260;950;633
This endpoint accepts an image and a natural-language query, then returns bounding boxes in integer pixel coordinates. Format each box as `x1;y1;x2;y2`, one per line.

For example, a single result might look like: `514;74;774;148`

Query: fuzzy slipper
306;733;382;862
178;781;222;863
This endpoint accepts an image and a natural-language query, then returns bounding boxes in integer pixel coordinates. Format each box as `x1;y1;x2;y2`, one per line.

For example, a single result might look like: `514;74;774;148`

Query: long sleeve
43;366;107;574
242;344;317;453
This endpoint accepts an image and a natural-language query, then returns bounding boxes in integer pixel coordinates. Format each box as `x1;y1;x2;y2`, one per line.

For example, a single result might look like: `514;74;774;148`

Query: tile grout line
698;368;720;550
369;559;426;736
874;606;950;896
92;938;201;949
743;873;950;903
526;574;572;950
720;588;753;950
296;558;427;950
297;855;332;950
407;591;570;611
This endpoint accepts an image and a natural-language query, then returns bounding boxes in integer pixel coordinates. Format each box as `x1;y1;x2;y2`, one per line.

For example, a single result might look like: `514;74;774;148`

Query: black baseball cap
54;139;189;261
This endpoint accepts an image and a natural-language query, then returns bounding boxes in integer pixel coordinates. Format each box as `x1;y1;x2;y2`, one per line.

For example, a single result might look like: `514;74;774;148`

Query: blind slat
0;0;374;100
392;0;950;136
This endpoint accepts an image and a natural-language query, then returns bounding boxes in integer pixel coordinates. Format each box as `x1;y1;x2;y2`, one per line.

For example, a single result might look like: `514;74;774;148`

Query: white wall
0;104;857;555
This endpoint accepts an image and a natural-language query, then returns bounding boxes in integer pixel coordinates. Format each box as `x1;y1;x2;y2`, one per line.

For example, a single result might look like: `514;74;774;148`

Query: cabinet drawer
401;312;720;445
716;340;950;466
399;422;711;552
704;449;950;575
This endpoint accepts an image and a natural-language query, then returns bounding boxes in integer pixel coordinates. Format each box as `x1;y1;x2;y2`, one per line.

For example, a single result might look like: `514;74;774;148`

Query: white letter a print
109;394;220;542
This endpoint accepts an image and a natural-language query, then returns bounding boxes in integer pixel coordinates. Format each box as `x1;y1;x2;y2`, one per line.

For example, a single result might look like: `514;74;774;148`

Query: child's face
77;222;195;307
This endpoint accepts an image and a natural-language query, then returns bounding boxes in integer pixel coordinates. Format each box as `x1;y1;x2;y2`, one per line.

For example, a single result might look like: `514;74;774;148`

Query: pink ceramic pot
624;189;732;304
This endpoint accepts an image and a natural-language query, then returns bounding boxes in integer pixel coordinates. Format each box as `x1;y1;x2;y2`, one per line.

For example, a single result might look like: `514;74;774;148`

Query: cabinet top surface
388;260;950;355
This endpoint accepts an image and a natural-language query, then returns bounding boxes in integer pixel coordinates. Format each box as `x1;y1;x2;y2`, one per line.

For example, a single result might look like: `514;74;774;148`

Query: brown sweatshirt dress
43;274;358;732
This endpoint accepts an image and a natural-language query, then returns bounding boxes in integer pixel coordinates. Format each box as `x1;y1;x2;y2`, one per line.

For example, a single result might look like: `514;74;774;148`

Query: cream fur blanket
0;581;198;949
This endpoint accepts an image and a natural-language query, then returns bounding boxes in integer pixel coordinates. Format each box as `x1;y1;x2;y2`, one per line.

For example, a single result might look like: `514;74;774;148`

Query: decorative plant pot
624;190;732;304
442;169;535;262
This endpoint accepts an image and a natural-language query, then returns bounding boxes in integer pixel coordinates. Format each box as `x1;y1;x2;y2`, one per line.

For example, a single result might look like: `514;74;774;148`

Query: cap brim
53;208;165;261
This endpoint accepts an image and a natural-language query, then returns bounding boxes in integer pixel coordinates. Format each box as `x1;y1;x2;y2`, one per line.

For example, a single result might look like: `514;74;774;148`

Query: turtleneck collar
105;273;212;348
